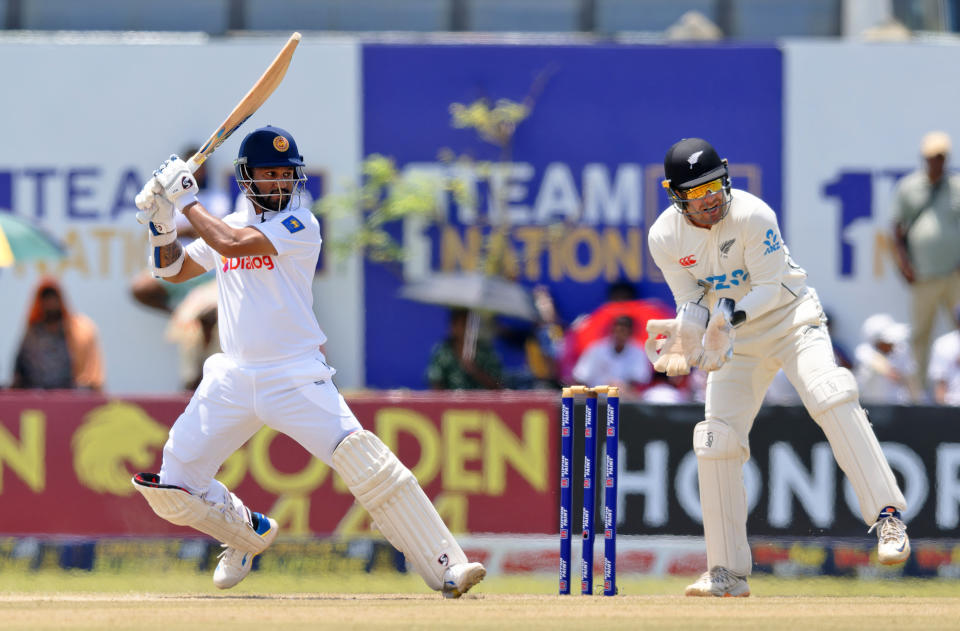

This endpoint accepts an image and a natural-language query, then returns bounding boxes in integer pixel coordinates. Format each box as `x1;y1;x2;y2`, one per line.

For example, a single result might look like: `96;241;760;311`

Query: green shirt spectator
426;308;504;390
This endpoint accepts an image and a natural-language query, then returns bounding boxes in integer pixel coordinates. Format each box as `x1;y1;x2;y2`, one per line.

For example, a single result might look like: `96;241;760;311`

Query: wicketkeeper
646;137;910;597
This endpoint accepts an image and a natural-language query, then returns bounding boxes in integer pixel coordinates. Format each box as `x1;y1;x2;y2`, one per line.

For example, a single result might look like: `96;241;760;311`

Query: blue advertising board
362;43;782;388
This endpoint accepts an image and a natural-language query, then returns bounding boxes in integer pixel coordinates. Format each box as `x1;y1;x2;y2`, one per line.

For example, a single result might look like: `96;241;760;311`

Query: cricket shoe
441;562;486;598
213;512;279;589
684;566;750;598
870;506;910;565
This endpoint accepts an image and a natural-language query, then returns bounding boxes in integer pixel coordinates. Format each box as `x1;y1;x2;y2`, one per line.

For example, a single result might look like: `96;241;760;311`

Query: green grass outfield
1;571;959;630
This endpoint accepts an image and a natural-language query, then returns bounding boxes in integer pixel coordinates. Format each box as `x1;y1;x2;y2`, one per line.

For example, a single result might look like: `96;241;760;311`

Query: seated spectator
854;313;921;404
572;315;652;395
641;370;690;404
427;308;503;390
12;277;104;391
522;285;565;389
928;304;960;406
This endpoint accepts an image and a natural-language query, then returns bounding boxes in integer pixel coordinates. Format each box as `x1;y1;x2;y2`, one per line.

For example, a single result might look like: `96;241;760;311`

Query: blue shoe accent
878;506;901;520
251;511;272;536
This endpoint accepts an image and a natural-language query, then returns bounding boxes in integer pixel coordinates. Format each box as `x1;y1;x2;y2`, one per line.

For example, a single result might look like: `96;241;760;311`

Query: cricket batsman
129;125;485;597
646;137;910;597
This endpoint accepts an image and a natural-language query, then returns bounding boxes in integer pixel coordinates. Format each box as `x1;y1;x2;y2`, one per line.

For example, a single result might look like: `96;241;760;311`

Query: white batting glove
154;155;199;210
644;302;708;376
699;298;736;371
135;177;177;242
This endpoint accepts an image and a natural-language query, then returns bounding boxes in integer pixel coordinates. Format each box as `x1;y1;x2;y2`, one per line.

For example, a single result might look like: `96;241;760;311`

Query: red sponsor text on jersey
679;255;697;267
221;255;276;272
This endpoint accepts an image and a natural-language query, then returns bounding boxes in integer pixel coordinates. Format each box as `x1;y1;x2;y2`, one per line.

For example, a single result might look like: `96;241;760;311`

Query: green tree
314;97;534;271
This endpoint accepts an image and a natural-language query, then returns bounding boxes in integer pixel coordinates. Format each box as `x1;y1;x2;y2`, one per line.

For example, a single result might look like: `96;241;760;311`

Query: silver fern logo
719;239;736;257
687;150;704;167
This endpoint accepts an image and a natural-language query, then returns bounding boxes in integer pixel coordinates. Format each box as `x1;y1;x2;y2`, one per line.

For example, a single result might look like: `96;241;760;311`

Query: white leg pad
132;473;272;554
332;430;467;590
693;420;752;575
801;368;906;524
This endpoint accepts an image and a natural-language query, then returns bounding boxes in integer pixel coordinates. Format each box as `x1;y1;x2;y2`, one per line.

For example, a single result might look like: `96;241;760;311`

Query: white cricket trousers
159;350;362;507
700;293;905;575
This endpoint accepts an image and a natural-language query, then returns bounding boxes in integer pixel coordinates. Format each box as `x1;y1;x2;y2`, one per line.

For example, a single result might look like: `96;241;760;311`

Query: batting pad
693;420;752;575
132;472;273;553
802;368;906;524
332;430;468;590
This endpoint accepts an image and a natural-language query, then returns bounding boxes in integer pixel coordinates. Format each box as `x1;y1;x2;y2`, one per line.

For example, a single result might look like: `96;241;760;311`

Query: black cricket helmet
661;137;731;224
234;125;307;212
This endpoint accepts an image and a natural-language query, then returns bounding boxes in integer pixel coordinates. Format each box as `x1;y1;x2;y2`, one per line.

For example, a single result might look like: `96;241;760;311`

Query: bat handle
186;154;204;174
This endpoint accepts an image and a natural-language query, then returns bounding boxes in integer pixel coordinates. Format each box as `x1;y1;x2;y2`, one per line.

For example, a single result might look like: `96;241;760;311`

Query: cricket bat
186;32;302;173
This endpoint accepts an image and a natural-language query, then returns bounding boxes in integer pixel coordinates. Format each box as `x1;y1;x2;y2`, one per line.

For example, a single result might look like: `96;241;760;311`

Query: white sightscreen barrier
784;40;960;356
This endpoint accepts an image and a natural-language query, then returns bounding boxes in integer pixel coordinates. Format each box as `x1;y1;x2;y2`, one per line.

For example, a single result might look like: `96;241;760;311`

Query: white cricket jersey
184;206;326;364
648;189;811;341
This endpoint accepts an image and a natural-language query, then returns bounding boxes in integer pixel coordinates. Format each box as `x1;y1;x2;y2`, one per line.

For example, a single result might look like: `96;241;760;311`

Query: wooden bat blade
187;32;301;172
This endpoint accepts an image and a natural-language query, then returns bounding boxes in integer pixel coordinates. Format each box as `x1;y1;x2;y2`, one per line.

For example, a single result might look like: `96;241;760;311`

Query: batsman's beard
250;182;292;211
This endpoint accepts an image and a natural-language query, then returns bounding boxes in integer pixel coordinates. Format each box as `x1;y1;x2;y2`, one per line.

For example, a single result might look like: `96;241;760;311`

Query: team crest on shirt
282;216;304;233
719;238;736;257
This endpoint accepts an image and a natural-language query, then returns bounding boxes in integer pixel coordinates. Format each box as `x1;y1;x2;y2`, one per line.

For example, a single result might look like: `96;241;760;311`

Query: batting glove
154;155;200;211
135;178;177;243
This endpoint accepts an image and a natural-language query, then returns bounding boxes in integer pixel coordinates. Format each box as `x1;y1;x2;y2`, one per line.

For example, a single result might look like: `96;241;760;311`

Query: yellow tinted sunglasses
681;179;723;200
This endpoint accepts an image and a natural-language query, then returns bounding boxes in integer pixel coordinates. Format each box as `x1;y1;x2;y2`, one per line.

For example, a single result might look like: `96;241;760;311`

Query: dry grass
1;572;958;630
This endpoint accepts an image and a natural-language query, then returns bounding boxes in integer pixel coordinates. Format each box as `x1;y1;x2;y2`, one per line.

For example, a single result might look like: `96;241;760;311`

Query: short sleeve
185;237;217;271
253;208;321;258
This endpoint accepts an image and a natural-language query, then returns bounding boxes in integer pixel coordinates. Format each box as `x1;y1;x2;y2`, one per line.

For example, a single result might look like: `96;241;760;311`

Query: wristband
173;194;199;212
148;222;177;246
677;301;709;329
150;248;185;278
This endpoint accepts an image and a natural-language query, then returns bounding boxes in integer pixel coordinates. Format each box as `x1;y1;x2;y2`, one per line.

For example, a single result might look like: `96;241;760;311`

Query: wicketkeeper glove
699;298;737;371
644;302;709;376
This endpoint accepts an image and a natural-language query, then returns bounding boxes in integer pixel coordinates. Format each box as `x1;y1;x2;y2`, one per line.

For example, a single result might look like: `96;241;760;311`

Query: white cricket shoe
441;562;486;598
870;506;910;565
213;512;279;589
684;566;750;598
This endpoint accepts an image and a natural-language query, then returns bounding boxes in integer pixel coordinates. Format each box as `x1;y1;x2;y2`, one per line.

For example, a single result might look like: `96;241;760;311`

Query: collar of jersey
258;209;287;223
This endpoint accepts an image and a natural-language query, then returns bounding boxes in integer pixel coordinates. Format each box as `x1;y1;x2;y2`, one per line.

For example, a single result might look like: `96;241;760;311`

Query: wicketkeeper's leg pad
799;367;906;524
332;430;468;590
693;419;752;575
132;472;274;554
